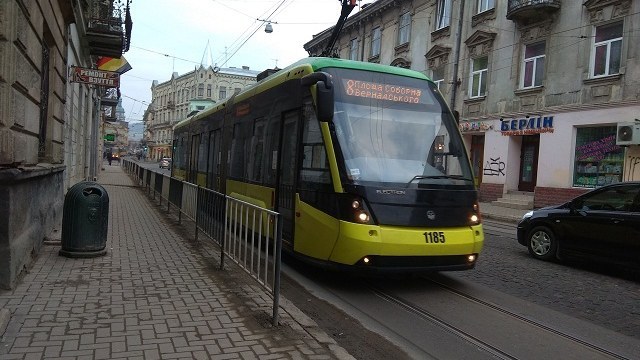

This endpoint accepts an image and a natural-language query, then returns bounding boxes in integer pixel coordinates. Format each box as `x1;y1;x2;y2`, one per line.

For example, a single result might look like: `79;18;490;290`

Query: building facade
103;98;129;157
0;0;132;289
145;65;260;161
304;0;640;207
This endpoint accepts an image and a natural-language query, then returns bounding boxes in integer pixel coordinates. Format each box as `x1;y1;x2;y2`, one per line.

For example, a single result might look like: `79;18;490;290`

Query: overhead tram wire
130;0;300;73
208;0;286;67
213;0;292;68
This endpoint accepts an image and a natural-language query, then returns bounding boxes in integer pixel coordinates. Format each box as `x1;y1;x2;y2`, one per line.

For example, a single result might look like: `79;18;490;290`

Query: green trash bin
59;181;109;258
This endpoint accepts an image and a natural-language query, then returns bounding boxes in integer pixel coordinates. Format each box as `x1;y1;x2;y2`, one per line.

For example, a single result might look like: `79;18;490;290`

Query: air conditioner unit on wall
616;122;640;146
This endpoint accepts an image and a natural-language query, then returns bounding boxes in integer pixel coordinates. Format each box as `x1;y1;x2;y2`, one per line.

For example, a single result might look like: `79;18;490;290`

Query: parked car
159;157;172;169
516;182;640;268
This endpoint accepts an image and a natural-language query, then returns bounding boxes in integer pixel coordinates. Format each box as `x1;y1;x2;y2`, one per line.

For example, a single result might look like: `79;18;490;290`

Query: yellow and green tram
172;57;484;272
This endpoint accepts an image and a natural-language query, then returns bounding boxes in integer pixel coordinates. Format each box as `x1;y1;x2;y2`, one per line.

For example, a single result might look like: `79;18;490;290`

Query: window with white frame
469;56;488;98
436;0;451;30
432;67;445;90
219;86;227;99
591;22;623;77
371;27;381;57
477;0;495;14
521;42;545;88
350;38;359;60
398;12;411;45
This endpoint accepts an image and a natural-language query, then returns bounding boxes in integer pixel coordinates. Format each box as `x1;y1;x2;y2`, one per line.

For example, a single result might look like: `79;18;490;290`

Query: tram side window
249;119;266;183
174;137;185;170
300;104;331;187
230;121;252;180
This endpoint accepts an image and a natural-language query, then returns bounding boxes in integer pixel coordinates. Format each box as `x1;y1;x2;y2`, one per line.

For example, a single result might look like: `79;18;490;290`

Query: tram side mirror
316;81;334;121
301;72;334;122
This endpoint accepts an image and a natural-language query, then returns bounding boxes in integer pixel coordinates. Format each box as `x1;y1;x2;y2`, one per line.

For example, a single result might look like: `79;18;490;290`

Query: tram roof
174;57;431;130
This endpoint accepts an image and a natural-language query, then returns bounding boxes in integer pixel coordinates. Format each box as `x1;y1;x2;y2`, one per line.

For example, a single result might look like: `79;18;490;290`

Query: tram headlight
338;194;375;224
469;202;482;225
356;210;370;223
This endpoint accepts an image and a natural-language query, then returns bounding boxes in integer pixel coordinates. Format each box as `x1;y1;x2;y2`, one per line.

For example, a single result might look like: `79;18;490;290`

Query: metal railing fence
122;159;283;325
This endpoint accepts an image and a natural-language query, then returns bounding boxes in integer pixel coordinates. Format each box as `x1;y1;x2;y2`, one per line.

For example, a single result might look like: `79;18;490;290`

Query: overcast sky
120;0;357;124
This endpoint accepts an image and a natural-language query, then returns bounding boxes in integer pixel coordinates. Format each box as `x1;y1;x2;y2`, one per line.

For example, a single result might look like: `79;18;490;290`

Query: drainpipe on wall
450;0;466;113
90;95;100;181
360;20;366;62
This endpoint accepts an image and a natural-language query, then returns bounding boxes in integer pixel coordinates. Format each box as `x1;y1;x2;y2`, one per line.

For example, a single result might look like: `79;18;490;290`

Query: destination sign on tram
342;79;424;104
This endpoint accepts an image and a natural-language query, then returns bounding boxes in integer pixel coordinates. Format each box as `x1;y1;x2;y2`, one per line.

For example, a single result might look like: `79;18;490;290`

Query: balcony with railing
85;0;132;58
507;0;561;23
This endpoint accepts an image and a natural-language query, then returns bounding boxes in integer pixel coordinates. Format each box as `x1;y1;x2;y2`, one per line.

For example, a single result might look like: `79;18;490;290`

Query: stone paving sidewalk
0;162;353;359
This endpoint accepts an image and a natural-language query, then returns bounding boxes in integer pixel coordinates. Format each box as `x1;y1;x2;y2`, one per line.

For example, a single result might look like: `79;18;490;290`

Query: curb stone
279;296;357;360
0;308;9;337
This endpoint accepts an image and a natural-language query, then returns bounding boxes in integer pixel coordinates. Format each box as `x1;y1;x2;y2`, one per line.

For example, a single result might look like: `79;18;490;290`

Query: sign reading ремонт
70;66;120;87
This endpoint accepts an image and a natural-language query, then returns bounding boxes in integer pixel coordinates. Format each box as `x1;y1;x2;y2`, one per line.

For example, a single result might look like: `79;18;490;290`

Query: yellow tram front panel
328;222;484;265
294;199;340;260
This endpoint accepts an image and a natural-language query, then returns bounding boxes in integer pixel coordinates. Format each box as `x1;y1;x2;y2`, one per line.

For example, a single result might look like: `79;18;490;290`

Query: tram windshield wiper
407;175;473;185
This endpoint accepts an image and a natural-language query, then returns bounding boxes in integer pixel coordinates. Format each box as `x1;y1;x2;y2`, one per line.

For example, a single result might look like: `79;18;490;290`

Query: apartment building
0;0;132;288
304;0;640;207
145;65;260;160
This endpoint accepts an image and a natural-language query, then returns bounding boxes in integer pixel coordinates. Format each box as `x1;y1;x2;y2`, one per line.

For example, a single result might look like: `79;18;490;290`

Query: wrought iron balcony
85;0;132;58
507;0;561;22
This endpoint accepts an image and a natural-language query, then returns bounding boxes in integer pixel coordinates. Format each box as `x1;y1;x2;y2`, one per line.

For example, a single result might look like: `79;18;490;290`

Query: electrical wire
213;0;292;67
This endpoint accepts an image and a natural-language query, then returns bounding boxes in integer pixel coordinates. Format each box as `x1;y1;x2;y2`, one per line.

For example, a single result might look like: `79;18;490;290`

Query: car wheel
527;226;557;261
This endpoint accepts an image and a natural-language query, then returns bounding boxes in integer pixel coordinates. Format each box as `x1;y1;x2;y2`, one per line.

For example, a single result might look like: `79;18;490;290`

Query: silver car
159;157;171;169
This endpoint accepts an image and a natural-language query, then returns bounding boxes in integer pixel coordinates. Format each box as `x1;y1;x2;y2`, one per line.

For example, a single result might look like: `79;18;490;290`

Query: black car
516;182;640;268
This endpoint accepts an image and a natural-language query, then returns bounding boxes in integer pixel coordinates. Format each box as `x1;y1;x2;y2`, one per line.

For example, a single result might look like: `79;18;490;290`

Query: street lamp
257;18;276;33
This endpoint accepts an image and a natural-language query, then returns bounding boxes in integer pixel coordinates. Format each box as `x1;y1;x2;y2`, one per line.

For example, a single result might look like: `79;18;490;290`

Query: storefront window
574;126;623;188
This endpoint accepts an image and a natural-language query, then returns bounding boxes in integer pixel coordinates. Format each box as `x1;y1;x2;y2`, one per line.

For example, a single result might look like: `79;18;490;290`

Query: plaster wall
0;167;64;289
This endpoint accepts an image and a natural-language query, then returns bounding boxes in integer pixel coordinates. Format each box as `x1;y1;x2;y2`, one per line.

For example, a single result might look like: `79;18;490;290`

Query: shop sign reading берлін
500;116;554;136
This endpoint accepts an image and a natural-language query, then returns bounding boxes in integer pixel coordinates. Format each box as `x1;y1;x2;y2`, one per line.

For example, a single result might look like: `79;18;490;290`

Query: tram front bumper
328;222;484;270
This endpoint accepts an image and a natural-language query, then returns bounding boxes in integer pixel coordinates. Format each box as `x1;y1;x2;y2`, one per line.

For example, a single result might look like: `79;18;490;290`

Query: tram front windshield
324;68;473;187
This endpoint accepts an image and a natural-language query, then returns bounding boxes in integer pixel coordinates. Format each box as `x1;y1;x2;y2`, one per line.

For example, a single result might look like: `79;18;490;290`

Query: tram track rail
365;274;633;360
482;219;518;238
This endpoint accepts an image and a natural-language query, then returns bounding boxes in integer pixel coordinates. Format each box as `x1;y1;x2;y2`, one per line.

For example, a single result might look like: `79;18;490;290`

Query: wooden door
518;135;540;192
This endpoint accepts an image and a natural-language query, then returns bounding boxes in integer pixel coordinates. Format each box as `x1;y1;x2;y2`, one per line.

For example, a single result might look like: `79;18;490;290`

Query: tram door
188;134;200;183
276;111;301;243
207;129;222;192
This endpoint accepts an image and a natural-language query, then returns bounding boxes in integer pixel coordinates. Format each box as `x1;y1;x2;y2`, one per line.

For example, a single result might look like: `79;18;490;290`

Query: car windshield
325;68;473;187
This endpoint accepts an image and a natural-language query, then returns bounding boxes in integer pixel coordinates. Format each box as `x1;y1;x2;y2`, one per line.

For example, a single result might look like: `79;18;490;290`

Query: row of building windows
350;0;497;61
463;20;622;98
155;85;244;109
347;1;623;99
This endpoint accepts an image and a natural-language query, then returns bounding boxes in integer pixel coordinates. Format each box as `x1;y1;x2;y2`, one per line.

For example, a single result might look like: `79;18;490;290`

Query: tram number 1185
424;231;446;243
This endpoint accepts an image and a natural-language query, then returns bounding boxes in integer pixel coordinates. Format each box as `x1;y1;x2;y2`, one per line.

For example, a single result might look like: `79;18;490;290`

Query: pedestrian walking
107;152;113;166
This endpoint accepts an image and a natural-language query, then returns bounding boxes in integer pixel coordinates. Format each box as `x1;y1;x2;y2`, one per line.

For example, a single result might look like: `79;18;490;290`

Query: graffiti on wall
624;156;640;181
484;157;505;176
